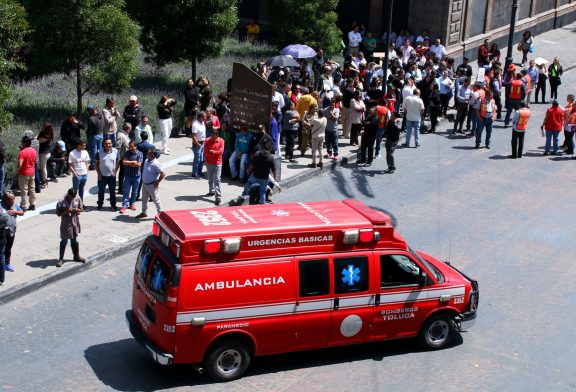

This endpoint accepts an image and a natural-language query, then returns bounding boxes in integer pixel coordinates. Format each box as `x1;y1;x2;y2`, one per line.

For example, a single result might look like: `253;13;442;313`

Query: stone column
485;0;495;31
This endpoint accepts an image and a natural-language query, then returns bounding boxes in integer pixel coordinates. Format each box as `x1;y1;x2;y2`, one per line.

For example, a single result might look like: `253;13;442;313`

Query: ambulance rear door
133;240;179;353
327;254;373;346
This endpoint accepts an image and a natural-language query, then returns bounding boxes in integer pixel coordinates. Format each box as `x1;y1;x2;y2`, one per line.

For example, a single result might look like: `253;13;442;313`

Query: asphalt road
1;72;576;391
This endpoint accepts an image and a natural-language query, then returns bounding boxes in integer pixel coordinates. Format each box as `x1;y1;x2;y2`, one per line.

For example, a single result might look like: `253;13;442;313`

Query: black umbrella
264;55;300;68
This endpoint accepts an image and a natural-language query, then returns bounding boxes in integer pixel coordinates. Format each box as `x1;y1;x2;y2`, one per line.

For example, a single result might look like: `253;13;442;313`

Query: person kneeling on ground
232;141;277;205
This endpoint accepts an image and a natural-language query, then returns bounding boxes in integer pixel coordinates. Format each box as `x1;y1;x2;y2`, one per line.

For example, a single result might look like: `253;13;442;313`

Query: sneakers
56;259;64;268
5;264;14;272
28;205;36;211
135;212;148;219
129;204;136;211
97;205;103;211
119;207;127;214
332;156;339;161
384;168;395;174
289;159;298;163
205;192;215;197
215;199;221;206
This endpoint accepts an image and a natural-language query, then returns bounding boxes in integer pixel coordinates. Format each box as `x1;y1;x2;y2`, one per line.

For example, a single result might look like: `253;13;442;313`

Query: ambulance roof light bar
343;229;379;244
204;238;241;255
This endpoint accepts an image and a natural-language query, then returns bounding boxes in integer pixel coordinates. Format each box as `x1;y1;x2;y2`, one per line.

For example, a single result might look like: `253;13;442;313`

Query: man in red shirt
477;39;490;67
541;99;565;155
17;136;37;211
203;129;224;206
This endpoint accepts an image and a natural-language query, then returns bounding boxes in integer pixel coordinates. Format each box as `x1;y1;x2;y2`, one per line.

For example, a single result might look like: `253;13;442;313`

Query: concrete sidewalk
1;20;576;305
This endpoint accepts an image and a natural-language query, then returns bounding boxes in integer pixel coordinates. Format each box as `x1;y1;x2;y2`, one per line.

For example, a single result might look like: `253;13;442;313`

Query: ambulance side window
334;256;369;294
148;257;170;297
299;259;329;297
380;255;421;287
136;244;153;283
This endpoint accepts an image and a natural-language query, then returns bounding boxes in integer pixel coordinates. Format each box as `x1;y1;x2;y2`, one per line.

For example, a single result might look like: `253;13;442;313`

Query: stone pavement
1;20;576;304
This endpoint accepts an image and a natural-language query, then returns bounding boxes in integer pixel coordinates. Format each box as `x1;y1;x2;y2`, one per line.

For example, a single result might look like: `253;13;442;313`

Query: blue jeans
375;128;385;156
98;175;117;207
229;150;249;180
192;143;204;176
72;174;88;200
476;117;494;147
405;120;421;146
241;174;269;204
123;175;140;207
545;130;560;154
88;134;103;169
103;133;116;147
325;131;339;156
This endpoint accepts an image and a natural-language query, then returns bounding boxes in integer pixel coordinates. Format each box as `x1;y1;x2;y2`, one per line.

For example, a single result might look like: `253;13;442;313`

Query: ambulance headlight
343;230;359;244
223;238;241;254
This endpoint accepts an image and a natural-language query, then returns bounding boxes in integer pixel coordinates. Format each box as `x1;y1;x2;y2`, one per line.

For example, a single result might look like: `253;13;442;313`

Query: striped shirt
123;149;143;177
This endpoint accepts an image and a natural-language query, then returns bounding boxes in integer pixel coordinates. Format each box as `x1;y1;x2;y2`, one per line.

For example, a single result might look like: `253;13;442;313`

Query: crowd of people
0;21;575;286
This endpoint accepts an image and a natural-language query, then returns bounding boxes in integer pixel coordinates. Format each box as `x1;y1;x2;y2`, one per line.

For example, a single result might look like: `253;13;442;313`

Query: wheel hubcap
427;320;449;344
217;349;242;375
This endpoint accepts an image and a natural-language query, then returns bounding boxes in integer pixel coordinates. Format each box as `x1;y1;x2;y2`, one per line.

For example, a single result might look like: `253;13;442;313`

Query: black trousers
549;77;560;100
385;140;398;170
429;106;440;132
284;130;297;159
117;161;125;193
493;94;502;118
511;130;525;157
360;128;377;163
454;102;468;132
535;79;547;103
350;123;362;146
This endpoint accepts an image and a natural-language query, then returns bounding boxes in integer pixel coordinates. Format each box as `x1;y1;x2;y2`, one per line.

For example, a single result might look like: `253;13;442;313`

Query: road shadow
174;195;215;204
164;172;191;182
549;156;574;161
85;335;464;389
452;146;476;150
26;258;60;269
522;152;545;157
488;155;510;160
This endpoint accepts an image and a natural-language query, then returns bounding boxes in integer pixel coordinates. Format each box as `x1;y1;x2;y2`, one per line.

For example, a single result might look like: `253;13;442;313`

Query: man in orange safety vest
509;102;531;159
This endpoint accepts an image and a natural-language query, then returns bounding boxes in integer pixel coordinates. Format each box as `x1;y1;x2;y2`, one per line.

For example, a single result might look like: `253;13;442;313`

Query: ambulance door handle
375;294;381;306
333;298;339;310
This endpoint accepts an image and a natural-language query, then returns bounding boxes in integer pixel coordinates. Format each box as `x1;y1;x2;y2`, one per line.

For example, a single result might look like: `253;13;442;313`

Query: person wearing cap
203;128;224;206
504;73;526;127
102;97;121;146
86;104;103;170
541;99;565;155
123;95;142;138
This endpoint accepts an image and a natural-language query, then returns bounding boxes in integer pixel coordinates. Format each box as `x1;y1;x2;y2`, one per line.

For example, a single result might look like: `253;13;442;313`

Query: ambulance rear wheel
204;340;251;382
418;313;455;350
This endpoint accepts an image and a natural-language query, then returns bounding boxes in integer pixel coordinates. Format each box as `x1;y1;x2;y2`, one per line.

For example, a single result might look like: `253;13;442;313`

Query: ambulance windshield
410;248;444;283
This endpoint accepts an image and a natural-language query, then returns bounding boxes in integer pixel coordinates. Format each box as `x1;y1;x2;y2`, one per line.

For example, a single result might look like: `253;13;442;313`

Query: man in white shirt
402;89;425;147
430;38;447;60
191;111;207;178
135;115;154;144
400;40;414;65
348;26;362;57
68;139;91;202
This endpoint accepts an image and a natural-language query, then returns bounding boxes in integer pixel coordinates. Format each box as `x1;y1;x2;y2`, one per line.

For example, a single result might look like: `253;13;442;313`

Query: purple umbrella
280;44;317;59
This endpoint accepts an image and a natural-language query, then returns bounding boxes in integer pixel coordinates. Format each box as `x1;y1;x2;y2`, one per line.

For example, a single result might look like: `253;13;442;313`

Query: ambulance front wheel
204;339;251;382
418;313;455;350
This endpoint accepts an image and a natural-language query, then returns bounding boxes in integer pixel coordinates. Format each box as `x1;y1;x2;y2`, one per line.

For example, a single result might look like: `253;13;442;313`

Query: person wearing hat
541;99;565;155
203;128;224;206
122;95;142;139
86;104;103;170
504;73;526;127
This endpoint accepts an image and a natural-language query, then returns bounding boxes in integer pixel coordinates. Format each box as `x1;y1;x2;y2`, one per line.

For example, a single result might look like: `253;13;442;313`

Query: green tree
23;0;139;115
268;0;342;56
0;0;28;126
129;0;238;80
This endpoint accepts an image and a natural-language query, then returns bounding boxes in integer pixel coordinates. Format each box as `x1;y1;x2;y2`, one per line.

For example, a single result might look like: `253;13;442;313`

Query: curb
0;150;358;306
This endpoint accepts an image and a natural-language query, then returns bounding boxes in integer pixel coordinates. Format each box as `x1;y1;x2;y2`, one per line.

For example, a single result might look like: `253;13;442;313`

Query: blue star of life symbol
271;209;290;217
151;268;164;291
342;265;361;286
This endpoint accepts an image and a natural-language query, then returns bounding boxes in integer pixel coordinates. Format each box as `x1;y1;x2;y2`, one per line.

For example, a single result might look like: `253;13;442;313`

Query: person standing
349;90;365;146
541;99;565;155
309;109;327;168
56;188;85;267
489;69;503;120
428;83;442;133
86;105;103;170
475;90;497;149
135;115;154;144
157;95;176;154
120;141;143;213
402;89;425;147
341;79;355;139
374;98;390;158
136;148;165;219
535;63;548;104
453;78;471;134
37;123;55;189
358;106;379;166
526;60;539;106
384;112;402;174
203;129;225;206
547;57;563;101
68;139;90;202
94;139;119;210
17;136;37;211
184;79;199;137
102;97;121;146
504;73;526;127
0;191;24;275
60;112;86;155
564;102;576;156
323;100;340;160
517;31;533;67
123;95;142;139
348;26;362;57
191;111;207;179
509;102;531;159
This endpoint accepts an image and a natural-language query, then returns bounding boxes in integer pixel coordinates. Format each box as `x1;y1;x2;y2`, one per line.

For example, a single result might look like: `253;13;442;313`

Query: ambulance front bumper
457;310;477;330
125;310;173;366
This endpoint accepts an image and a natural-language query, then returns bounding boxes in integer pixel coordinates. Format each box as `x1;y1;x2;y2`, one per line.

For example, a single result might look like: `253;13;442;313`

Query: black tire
418;313;455;350
204;340;251;382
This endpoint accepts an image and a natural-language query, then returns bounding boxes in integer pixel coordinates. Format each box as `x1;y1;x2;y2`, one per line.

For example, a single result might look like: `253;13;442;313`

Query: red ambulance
126;199;478;381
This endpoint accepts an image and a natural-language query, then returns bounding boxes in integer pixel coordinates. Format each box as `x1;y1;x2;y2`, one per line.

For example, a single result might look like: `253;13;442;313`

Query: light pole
504;0;519;71
383;0;394;94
